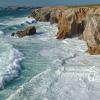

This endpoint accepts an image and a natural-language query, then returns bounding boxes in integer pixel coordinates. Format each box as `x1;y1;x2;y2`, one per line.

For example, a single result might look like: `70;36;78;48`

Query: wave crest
0;41;24;89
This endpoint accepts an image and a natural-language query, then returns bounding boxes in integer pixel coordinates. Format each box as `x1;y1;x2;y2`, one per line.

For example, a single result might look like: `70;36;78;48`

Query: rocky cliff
83;14;100;54
30;6;100;54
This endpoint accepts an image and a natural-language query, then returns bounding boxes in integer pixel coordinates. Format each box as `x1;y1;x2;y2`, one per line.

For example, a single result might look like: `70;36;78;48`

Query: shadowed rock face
56;8;88;39
56;14;81;39
16;26;36;38
31;6;100;54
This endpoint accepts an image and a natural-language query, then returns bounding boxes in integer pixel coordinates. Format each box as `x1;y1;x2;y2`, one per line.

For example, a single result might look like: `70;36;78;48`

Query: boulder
16;26;36;38
83;14;100;54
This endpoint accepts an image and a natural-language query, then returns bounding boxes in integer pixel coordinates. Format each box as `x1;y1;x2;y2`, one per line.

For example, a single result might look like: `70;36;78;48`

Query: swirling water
0;8;100;100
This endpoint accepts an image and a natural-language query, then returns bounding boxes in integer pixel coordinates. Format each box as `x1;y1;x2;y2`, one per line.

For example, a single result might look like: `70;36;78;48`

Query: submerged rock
16;26;36;38
11;33;15;36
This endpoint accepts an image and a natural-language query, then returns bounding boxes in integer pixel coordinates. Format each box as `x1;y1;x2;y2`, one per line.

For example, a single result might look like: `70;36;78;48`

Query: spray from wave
6;38;100;100
0;40;24;89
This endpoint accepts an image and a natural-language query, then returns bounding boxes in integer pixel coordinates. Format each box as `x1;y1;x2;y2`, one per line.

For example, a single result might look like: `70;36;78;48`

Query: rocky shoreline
30;6;100;55
16;26;36;38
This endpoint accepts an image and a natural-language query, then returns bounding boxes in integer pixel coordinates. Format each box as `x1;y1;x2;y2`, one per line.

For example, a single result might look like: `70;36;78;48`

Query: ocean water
0;8;100;100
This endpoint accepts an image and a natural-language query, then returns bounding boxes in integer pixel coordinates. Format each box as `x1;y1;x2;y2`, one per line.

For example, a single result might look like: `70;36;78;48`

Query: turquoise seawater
0;9;58;99
0;8;100;100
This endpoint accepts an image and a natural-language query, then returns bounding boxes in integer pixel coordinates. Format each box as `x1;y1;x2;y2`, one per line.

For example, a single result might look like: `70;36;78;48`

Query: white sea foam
25;17;37;24
1;13;99;99
6;66;100;100
0;41;24;89
34;22;58;41
0;31;4;35
1;17;28;26
7;37;100;100
4;17;37;26
2;19;99;100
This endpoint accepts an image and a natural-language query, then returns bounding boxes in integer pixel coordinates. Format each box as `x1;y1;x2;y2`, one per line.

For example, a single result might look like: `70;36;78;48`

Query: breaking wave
0;40;24;89
7;38;100;100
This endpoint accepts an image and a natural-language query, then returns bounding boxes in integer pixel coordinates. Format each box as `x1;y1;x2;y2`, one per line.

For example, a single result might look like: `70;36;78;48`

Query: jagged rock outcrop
31;6;100;54
30;8;51;21
30;7;66;22
31;7;88;39
56;8;88;39
83;14;100;54
16;26;36;38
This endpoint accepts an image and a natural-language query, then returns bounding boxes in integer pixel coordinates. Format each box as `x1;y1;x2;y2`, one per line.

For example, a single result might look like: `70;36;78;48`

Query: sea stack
16;26;36;38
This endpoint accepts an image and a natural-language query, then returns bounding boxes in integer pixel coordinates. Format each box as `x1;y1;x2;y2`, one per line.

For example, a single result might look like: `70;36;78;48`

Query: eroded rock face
50;10;62;24
83;14;100;54
31;7;66;22
31;7;100;39
56;8;87;39
58;7;100;40
16;26;36;38
31;6;100;54
56;15;72;39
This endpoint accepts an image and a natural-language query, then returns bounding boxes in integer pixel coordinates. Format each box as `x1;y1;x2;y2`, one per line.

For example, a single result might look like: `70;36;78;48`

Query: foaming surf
1;17;29;26
0;30;4;36
0;8;100;100
0;16;38;26
6;38;100;100
0;40;24;89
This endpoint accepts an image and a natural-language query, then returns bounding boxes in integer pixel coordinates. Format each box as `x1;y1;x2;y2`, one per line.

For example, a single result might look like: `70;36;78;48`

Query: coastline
0;4;100;100
30;5;100;54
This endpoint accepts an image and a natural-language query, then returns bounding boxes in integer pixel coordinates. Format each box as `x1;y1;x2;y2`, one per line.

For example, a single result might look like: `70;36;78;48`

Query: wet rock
11;33;15;36
16;26;36;38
